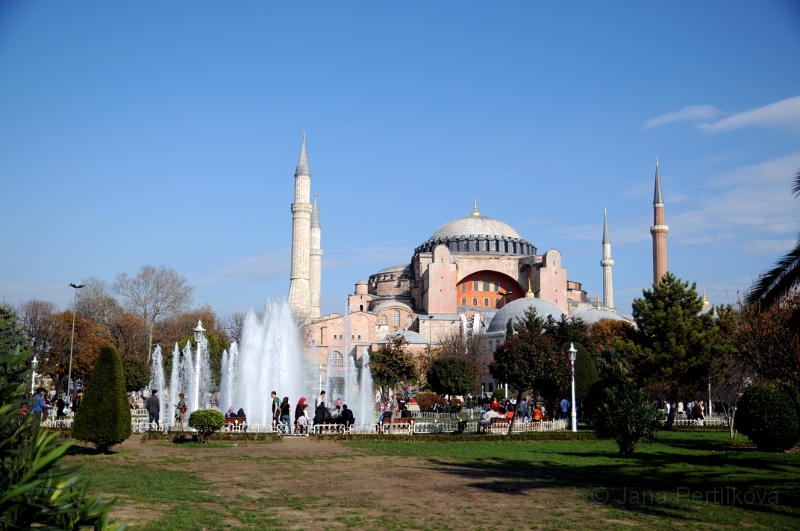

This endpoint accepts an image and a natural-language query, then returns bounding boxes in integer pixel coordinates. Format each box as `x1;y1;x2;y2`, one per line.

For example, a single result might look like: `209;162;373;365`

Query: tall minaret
650;157;669;285
309;194;322;319
288;133;313;317
601;207;614;308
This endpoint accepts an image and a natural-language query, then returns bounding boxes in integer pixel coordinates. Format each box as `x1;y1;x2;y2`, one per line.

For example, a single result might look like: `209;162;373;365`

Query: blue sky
1;2;799;318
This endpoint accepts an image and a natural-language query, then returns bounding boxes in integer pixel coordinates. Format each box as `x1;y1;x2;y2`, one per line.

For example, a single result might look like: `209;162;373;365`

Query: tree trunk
388;388;396;435
506;389;524;436
665;386;677;430
147;324;154;362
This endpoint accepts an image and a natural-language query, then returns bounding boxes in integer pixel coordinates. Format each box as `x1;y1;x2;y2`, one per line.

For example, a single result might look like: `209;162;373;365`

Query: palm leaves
746;169;800;309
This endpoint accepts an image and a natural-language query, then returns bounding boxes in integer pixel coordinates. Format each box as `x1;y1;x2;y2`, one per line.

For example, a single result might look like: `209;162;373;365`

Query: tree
72;345;132;452
570;343;599;399
15;299;58;358
177;328;230;390
108;312;149;360
594;380;663;457
544;315;591;353
112;265;193;360
0;304;26;357
588;318;634;353
510;307;546;335
188;410;225;443
427;357;476;397
220;311;246;345
436;328;492;377
122;357;151;393
74;277;123;329
369;336;418;433
44;312;113;389
490;331;571;435
629;273;728;427
746;168;800;308
0;315;123;530
736;384;800;452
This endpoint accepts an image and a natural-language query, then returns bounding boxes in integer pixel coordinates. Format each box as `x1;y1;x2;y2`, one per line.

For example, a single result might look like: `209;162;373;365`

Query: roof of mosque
375;330;437;345
569;306;628;325
487;297;565;333
375;264;413;275
430;215;522;241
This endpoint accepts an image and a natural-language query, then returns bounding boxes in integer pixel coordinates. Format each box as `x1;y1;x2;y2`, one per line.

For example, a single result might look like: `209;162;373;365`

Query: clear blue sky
2;1;799;317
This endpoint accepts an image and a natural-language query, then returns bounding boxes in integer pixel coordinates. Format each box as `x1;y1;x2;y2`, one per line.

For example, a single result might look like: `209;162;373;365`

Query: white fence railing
666;418;728;427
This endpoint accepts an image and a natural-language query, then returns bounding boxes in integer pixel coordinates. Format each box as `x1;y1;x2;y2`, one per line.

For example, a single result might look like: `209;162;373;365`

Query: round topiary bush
415;392;447;411
188;409;225;443
72;345;132;452
736;384;800;452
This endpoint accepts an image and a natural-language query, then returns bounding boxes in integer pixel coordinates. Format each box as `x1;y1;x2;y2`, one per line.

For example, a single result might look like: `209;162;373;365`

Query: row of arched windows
461;297;501;308
378;311;414;328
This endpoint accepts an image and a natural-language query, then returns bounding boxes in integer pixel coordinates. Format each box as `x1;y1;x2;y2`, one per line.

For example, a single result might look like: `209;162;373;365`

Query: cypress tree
72;345;132;452
573;343;600;399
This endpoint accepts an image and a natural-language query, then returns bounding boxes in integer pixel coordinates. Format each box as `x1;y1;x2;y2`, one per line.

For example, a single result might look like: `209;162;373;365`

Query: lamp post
67;283;85;400
31;355;38;394
427;315;434;364
193;320;205;411
568;343;577;432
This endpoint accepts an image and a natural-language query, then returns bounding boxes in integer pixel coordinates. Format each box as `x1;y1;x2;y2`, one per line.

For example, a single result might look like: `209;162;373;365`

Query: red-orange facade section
456;271;523;309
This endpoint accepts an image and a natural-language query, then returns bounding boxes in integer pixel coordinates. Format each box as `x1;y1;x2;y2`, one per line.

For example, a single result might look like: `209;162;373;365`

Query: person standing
560;397;570;421
677;401;684;418
518;397;530;423
174;393;187;431
295;397;307;428
56;394;66;420
73;390;83;414
279;397;291;434
31;388;47;418
271;391;280;427
663;399;671;417
315;390;326;409
145;389;160;429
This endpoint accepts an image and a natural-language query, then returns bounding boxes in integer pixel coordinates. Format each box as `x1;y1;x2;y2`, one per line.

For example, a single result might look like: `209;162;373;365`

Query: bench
224;417;247;431
314;418;353;434
379;416;415;435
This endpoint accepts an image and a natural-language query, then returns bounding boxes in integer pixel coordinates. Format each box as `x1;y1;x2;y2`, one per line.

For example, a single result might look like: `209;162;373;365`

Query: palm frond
793;167;800;198
746;236;800;308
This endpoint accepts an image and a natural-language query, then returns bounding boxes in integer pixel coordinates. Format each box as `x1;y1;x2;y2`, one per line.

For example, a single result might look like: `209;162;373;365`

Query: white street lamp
67;283;85;400
31;355;38;394
193;320;205;411
568;343;577;433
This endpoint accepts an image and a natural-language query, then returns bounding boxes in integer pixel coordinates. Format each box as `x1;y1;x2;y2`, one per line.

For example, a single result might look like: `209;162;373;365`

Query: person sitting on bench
341;404;355;427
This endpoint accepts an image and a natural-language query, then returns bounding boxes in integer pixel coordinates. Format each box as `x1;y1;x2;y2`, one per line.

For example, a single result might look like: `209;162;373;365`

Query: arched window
359;304;363;311
472;297;478;306
483;275;490;291
483;297;489;307
392;310;400;327
461;283;467;292
473;280;479;291
461;297;467;306
405;315;413;328
494;280;500;292
495;298;501;308
380;315;387;325
333;351;344;366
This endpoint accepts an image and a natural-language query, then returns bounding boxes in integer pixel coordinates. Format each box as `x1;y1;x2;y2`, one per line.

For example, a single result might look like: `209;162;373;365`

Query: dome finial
472;197;480;217
703;289;710;306
596;293;601;310
525;278;534;298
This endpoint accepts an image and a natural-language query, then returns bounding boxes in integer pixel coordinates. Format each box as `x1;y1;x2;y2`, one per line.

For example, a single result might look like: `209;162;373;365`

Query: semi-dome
430;215;522;240
487;297;565;333
568;307;628;326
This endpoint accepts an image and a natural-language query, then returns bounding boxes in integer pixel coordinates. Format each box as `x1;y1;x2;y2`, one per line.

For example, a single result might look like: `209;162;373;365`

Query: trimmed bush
72;345;132;452
585;378;623;417
415;392;447;411
188;409;225;443
121;357;150;393
427;357;476;397
736;384;800;452
573;343;599;399
594;380;663;457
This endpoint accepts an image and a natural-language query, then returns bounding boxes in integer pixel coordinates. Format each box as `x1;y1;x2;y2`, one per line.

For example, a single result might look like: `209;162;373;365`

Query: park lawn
65;431;800;531
346;430;800;529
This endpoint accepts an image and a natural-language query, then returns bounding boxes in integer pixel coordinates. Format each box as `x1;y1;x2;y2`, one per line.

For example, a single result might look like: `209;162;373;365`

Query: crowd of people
22;388;84;422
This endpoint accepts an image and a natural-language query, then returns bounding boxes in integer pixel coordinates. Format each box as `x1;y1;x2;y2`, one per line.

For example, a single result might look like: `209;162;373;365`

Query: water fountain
148;345;169;422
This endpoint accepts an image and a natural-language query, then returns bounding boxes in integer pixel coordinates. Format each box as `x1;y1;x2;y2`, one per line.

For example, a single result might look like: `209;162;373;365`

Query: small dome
487;298;565;333
569;307;628;326
430;215;522;241
355;279;367;285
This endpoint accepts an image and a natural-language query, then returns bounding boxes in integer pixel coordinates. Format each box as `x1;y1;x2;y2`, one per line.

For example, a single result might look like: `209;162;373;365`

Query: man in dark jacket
313;402;330;430
341;404;355;426
145;389;160;428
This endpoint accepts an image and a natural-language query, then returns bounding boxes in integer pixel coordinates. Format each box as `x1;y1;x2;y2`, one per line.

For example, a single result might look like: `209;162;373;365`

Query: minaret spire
309;193;323;319
601;207;614;309
650;157;669;285
289;133;313;318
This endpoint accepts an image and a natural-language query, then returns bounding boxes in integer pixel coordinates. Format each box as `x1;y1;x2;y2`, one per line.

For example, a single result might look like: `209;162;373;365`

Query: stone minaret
288;133;313;317
601;207;614;308
309;194;322;319
650;157;669;285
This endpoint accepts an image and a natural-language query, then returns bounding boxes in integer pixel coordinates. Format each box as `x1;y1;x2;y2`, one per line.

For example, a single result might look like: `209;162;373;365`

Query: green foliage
369;336;418;395
490;331;570;400
584;378;624;417
736;384;800;452
72;345;132;452
177;330;230;390
415;392;447;411
188;409;225;443
0;316;124;530
545;315;591;354
571;343;599;399
631;273;729;393
510;307;545;335
594;380;663;457
0;304;26;356
121;357;150;393
426;356;476;397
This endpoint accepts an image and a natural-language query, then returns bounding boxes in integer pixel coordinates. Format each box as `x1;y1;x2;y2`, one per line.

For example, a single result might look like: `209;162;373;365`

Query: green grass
346;430;800;529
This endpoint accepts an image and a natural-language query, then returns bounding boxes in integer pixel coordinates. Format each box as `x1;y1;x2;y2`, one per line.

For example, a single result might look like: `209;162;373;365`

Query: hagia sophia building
287;135;669;392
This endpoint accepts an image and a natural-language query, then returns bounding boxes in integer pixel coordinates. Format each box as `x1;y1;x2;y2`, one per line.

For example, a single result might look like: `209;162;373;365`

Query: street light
427;315;434;364
67;283;85;400
568;343;577;433
31;355;38;394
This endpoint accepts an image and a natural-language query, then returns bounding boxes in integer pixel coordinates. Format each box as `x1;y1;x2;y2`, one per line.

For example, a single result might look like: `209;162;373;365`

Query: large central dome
430;215;522;240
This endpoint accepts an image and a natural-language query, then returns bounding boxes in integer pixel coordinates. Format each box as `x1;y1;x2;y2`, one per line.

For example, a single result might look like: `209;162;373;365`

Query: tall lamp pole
31;355;38;394
568;343;577;433
427;315;434;364
67;283;85;400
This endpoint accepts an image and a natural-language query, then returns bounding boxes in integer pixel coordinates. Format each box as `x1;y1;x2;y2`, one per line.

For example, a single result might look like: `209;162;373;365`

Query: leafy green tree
176;329;230;390
188;410;225;443
369;335;418;433
72;346;132;452
490;331;571;434
746;169;800;308
630;273;731;426
427;357;476;397
0;304;26;356
121;357;151;393
0;315;124;530
545;315;591;353
594;380;663;457
570;343;599;399
736;384;800;452
510;307;545;335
